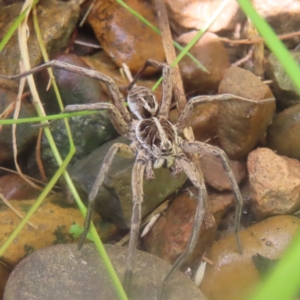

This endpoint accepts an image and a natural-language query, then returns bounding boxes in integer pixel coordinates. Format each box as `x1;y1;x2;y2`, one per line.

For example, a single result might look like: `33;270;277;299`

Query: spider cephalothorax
3;58;271;299
127;85;158;119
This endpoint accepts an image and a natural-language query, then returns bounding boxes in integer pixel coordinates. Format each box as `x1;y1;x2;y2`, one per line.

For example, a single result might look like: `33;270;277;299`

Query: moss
20;204;32;213
52;225;73;245
50;197;78;209
0;202;8;211
24;244;35;256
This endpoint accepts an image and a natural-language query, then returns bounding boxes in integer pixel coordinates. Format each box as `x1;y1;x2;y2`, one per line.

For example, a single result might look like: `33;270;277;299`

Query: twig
116;199;170;246
219;30;300;45
0;193;37;229
232;46;254;67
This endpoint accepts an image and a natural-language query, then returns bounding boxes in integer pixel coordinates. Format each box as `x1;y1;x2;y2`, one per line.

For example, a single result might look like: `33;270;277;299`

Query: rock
3;243;207;300
165;0;245;34
248;148;300;218
252;0;300;48
178;32;230;95
216;181;253;240
33;95;119;178
200;152;246;192
88;0;165;75
69;136;187;229
218;66;276;159
0;1;80;91
143;189;234;268
266;51;300;108
0;174;40;200
0;196;119;267
0;88;38;164
200;215;300;300
36;53;107;114
267;103;300;160
169;103;219;143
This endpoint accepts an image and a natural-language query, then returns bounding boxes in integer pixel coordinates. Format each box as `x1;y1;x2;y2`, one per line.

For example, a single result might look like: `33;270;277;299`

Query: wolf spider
2;59;257;298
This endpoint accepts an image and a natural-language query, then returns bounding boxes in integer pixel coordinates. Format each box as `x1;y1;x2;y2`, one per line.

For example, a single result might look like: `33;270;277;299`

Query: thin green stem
32;10;127;299
0;111;98;125
235;1;300;300
0;0;39;51
0;149;74;256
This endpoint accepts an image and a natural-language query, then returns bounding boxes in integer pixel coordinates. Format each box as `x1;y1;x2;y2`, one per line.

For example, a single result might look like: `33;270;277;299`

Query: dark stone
69;136;187;229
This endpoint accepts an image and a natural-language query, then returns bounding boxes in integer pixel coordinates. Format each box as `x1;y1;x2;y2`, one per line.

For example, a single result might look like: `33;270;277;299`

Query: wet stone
178;32;230;95
248;148;300;218
200;215;300;300
0;88;38;164
36;53;107;114
266;51;300;108
143;188;234;268
0;1;80;91
3;243;207;300
267;103;300;160
169;103;219;143
87;0;165;75
0;173;40;200
69;136;187;229
34;105;119;178
200;152;246;192
217;66;276;159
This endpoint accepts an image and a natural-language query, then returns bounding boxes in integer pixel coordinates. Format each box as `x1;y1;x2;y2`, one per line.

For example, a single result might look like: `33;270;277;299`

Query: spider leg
0;60;131;123
126;59;172;118
176;94;275;132
63;102;129;137
123;151;147;294
78;143;135;249
181;140;243;253
158;154;206;300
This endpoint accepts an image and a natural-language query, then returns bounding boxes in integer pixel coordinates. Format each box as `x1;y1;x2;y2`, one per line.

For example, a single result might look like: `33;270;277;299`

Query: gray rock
267;103;300;160
4;243;207;300
69;136;187;229
252;0;300;48
38;109;118;177
266;51;300;108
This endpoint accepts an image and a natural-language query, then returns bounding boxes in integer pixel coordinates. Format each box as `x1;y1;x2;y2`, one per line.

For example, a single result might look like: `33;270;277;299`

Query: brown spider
1;59;274;299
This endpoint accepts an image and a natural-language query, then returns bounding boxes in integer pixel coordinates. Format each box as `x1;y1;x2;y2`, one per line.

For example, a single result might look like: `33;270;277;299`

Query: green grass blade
247;230;300;300
32;10;127;299
235;1;300;299
0;148;74;256
237;0;300;93
0;0;39;51
0;111;99;125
